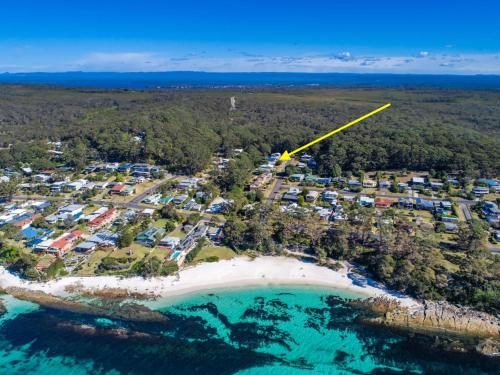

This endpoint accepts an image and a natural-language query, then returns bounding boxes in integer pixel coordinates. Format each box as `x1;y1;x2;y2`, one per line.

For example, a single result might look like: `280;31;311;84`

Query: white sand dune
0;256;418;308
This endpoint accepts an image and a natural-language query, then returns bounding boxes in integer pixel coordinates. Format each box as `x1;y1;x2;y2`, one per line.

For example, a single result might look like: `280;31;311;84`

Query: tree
0;179;18;201
457;220;488;255
119;228;134;248
164;220;176;232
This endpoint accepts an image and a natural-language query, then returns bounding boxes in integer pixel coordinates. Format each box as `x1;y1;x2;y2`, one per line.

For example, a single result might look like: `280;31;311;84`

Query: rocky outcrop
0;298;5;317
64;285;156;300
359;297;500;338
2;287;168;324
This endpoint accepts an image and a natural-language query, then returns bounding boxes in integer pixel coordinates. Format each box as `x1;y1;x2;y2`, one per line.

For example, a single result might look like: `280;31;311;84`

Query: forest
0;84;499;177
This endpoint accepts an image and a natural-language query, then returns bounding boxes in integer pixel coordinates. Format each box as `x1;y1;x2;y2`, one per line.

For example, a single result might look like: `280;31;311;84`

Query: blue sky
1;0;499;74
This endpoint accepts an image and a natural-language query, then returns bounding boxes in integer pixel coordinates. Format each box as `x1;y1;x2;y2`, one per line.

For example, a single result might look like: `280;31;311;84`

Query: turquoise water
0;286;498;374
170;250;181;260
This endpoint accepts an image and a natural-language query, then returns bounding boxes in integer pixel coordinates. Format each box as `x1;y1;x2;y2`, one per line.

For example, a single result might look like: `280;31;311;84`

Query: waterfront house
159;236;181;249
136;227;165;247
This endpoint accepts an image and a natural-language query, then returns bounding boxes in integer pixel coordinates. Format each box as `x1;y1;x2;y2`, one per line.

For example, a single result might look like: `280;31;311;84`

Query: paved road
460;203;473;222
129;174;173;205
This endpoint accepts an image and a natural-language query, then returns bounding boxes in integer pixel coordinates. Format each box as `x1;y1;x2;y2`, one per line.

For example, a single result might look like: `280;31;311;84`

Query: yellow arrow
279;103;391;161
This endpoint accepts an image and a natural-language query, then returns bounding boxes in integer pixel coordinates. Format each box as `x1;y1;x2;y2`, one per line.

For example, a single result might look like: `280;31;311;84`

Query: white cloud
2;51;500;74
71;52;169;71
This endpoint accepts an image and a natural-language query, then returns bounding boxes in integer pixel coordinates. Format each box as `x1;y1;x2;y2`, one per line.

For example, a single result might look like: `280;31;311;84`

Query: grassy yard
168;226;186;239
193;245;236;262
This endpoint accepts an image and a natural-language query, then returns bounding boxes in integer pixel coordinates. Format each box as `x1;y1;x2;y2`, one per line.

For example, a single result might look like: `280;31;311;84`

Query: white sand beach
0;256;418;308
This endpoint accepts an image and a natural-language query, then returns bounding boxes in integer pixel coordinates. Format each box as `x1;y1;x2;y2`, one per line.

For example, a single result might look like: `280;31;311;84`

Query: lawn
194;245;236;262
168;226;186;239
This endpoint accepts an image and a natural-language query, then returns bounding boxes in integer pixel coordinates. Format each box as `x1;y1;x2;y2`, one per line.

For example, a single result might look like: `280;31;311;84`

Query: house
316;177;331;186
430;182;444;191
105;163;120;172
59;204;85;220
343;195;355;203
33;174;51;183
289;174;305;182
440;201;452;211
31;201;51;211
117;163;133;173
359;196;375;207
305;191;319;202
476;178;499;192
11;212;37;229
110;183;126;194
67;179;88;191
398;198;414;209
178;178;202;190
397;182;409;191
250;172;272;189
472;186;490;196
143;193;162;205
207;226;224;242
416;198;434;211
206;197;233;214
141;208;156;217
94;181;110;190
257;163;274;173
183;199;202;211
87;230;119;248
172;194;189;205
136;227;165;247
282;192;299;202
363;179;377;188
379;181;391;189
348;180;362;190
322;190;338;203
47;230;84;256
121;185;135;196
375;198;393;208
87;208;117;232
73;241;97;253
160;195;174;204
159;236;181;249
444;223;458;233
21;226;52;247
21;167;33;175
268;153;281;162
412;177;426;188
50;181;67;192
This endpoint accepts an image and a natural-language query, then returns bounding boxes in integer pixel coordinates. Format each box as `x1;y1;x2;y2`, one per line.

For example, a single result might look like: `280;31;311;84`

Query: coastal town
0;143;498;280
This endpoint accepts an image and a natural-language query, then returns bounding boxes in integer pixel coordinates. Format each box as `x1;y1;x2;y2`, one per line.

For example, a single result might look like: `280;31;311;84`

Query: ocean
0;286;497;375
1;72;500;90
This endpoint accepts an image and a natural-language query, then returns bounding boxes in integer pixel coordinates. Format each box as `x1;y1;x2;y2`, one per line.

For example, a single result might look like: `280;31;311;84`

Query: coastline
0;256;419;308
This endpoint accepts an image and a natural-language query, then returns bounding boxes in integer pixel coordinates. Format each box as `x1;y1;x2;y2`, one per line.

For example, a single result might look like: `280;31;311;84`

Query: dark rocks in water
241;297;291;323
0;311;284;375
3;287;168;324
0;299;5;317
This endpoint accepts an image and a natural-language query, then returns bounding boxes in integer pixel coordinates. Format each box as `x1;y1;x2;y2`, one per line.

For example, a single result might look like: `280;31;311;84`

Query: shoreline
0;256;419;308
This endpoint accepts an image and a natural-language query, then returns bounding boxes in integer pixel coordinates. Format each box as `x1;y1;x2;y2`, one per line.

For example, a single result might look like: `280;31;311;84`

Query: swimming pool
170;251;181;260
